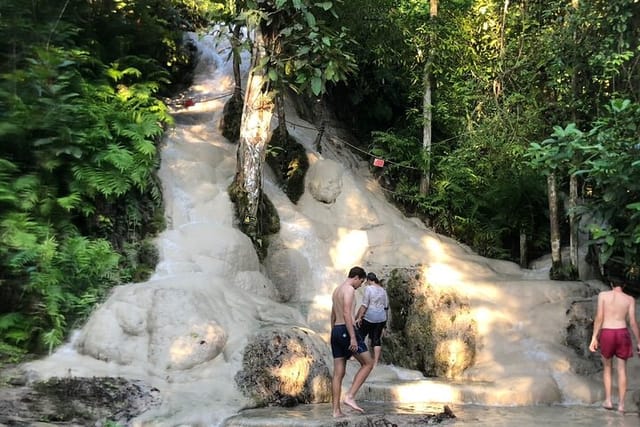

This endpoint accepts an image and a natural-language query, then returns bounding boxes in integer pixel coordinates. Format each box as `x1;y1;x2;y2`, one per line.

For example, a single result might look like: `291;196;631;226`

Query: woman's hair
367;272;379;283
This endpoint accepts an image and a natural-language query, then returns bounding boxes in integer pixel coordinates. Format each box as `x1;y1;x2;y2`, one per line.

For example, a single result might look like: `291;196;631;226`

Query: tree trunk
275;91;287;140
419;0;438;196
547;172;562;277
234;27;275;240
231;23;243;98
419;61;432;195
569;173;579;276
313;98;325;152
519;228;527;268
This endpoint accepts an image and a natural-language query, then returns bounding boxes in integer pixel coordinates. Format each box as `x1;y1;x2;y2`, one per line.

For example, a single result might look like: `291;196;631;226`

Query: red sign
373;158;385;167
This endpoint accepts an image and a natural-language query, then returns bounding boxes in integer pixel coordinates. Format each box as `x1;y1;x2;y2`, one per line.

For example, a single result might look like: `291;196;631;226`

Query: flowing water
23;30;640;427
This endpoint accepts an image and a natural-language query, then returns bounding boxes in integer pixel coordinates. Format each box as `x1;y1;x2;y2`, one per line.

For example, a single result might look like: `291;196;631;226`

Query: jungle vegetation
1;0;639;360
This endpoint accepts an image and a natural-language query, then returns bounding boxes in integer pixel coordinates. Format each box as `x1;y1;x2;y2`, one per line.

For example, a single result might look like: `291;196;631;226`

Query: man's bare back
331;284;351;326
599;289;634;329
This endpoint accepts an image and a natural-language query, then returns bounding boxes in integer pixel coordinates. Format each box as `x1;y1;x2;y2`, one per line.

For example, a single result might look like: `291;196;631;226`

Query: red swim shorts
599;328;633;360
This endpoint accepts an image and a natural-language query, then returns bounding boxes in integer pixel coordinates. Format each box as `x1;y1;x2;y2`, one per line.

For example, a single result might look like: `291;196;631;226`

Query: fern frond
0;313;28;331
57;193;82;211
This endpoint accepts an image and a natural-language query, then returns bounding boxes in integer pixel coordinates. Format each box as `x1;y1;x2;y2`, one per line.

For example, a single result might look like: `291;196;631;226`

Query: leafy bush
0;0;210;356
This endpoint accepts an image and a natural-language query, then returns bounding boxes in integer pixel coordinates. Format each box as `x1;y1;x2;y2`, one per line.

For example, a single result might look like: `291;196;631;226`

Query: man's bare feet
343;395;364;413
617;404;624;413
333;411;345;418
603;400;613;410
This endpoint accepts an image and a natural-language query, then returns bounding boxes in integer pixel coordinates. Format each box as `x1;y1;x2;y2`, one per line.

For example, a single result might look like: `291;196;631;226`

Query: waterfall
21;29;640;427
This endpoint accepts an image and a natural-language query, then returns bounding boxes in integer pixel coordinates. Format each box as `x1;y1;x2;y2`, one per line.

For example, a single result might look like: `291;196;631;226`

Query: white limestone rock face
76;284;228;371
234;270;279;300
264;247;312;303
306;159;343;204
176;223;260;273
75;286;152;366
147;288;227;371
298;164;380;230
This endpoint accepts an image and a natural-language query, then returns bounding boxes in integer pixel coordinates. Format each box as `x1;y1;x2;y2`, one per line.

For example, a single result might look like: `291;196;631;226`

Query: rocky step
223;401;454;427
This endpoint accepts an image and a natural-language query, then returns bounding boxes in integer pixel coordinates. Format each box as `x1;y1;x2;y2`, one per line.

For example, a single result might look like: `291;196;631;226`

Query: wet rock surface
223;402;456;426
0;368;160;426
565;293;601;375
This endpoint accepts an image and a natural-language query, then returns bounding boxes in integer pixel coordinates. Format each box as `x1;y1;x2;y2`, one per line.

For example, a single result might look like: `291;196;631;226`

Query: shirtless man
589;280;640;412
330;266;374;417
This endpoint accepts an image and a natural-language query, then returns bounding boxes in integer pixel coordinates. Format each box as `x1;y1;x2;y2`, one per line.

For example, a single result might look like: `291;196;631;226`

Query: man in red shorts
589;280;640;412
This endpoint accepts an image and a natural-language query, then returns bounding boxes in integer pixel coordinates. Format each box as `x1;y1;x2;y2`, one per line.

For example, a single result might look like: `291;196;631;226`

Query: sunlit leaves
244;0;357;98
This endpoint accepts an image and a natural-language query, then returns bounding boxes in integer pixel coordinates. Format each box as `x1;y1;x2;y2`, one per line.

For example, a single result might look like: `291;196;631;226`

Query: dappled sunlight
169;323;227;368
472;306;508;335
421;264;506;304
330;228;368;270
271;350;312;396
170;338;199;364
249;336;331;403
391;381;463;404
490;377;537;404
423;263;463;286
191;74;235;93
418;234;500;283
437;338;467;378
421;234;448;258
183;98;226;113
245;106;273;138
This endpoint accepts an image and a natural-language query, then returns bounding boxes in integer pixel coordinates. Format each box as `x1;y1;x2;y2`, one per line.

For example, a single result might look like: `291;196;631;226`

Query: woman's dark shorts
360;319;386;347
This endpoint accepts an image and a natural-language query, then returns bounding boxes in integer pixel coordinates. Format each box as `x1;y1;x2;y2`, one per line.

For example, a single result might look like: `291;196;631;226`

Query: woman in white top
355;272;389;367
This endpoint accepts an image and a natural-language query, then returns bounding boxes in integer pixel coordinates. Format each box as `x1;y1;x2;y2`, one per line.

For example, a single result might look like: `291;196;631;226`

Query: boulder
234;326;331;407
383;268;477;378
306;159;343;204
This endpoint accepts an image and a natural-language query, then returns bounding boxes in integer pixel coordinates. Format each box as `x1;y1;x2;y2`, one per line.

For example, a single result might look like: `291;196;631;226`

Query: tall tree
419;0;438;195
231;0;356;247
527;124;584;279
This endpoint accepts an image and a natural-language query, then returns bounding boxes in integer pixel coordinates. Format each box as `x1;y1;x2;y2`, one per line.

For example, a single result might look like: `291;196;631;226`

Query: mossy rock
228;179;280;260
234;326;331;407
383;268;477;378
221;92;243;143
565;292;602;375
266;125;309;204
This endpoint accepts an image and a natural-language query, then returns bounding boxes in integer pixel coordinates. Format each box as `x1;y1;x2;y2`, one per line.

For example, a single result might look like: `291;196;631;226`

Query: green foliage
527;123;585;175
333;0;639;269
0;217;122;352
577;99;640;275
0;0;213;356
241;0;359;97
527;98;640;278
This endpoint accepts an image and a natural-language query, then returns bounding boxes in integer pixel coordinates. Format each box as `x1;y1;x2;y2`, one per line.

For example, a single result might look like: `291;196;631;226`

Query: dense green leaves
244;0;358;97
0;0;205;358
527;98;640;278
332;0;639;270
